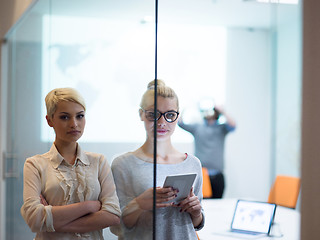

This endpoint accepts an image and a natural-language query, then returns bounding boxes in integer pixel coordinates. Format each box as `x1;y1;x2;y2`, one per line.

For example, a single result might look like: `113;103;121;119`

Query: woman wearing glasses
21;88;121;239
111;80;204;239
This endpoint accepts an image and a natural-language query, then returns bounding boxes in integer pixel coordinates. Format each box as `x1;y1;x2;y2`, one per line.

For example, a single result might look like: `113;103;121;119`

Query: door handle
2;152;19;178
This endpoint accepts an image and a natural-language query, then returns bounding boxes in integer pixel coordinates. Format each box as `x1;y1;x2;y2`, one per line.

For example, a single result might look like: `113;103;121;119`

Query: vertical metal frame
0;36;9;240
152;1;158;239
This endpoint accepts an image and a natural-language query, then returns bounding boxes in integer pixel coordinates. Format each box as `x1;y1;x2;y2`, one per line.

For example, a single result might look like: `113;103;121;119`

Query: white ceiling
45;0;275;29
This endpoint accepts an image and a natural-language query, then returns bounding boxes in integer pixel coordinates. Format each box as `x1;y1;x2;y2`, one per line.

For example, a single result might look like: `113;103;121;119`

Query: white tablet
163;173;197;204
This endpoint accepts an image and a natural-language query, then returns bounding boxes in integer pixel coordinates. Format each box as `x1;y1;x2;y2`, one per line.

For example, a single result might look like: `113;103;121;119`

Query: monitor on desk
201;198;299;240
230;199;277;236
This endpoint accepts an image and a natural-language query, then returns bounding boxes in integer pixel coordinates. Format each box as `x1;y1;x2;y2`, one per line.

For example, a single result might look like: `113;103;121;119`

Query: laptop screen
231;200;277;234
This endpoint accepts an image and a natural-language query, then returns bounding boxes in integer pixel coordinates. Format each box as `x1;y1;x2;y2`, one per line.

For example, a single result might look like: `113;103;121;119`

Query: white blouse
21;144;121;240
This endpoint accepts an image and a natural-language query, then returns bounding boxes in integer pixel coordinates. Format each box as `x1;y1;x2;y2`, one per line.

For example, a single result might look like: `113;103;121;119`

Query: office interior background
1;0;319;239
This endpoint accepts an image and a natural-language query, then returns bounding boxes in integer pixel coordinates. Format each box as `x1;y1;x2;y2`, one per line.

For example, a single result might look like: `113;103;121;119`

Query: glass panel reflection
3;0;302;239
4;2;51;240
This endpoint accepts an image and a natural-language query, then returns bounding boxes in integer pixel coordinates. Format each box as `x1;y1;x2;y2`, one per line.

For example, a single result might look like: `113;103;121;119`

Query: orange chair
268;175;301;209
202;167;213;198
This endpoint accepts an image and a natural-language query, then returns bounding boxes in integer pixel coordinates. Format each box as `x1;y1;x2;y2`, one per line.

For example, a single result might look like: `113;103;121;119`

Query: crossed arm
21;158;120;233
40;195;120;233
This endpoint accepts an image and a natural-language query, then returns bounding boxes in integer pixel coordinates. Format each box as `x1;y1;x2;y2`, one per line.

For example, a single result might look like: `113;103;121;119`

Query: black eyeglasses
142;109;179;123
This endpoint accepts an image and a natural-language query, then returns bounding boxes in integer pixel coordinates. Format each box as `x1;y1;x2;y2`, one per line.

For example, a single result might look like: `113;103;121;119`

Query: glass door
3;1;52;239
2;0;155;239
2;0;302;239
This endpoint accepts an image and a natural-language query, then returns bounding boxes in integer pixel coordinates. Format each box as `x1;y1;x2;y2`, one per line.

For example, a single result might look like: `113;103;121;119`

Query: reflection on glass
42;15;154;142
41;15;227;143
2;0;302;239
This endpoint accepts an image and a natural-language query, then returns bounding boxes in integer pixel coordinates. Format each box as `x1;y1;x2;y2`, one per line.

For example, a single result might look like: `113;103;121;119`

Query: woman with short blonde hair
21;87;121;240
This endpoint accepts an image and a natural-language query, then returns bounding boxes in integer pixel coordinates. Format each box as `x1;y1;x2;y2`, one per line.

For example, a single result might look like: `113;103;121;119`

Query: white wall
275;5;302;177
224;28;272;201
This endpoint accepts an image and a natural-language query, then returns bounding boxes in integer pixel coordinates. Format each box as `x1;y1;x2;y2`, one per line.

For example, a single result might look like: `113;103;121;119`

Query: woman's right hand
40;194;48;206
136;187;178;210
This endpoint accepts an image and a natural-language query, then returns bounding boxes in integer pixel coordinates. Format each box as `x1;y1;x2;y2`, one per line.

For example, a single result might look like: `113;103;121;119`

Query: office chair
202;167;213;198
268;175;301;209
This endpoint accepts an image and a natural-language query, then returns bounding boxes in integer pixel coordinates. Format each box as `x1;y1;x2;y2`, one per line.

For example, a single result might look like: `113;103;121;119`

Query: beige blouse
21;144;121;240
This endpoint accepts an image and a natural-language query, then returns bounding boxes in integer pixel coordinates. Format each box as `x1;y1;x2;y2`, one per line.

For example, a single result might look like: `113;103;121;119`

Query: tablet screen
163;173;197;204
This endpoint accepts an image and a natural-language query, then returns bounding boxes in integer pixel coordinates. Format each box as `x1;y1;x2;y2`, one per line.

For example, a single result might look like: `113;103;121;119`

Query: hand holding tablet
163;173;197;204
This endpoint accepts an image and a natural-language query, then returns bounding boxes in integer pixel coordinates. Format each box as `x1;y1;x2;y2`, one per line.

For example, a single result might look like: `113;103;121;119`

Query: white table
197;199;300;240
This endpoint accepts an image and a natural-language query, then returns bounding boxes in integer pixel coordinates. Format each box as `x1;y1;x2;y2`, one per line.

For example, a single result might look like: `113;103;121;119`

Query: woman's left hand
175;187;201;218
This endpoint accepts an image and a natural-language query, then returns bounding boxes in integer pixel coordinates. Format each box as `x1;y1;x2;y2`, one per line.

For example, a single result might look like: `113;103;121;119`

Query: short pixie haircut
140;79;179;111
45;88;86;117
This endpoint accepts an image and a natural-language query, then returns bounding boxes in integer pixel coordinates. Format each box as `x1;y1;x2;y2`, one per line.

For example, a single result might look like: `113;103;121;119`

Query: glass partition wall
2;0;301;239
3;2;52;239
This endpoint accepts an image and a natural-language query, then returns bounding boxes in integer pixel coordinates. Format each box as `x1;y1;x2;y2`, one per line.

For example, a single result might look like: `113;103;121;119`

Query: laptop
215;199;277;239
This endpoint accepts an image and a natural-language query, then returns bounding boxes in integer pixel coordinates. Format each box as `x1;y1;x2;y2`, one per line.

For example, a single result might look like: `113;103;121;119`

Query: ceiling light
244;0;299;4
256;0;298;4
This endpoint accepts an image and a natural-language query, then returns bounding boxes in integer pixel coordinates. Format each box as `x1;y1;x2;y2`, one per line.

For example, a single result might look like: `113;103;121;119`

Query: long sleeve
98;155;121;216
20;144;121;240
20;158;55;232
111;152;204;240
178;119;197;134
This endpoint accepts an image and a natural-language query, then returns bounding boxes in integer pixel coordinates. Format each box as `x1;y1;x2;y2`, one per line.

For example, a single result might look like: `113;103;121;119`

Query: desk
198;199;300;240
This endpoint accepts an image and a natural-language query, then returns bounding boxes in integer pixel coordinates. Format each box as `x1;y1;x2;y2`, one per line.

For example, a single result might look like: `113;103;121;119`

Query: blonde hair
140;79;179;110
45;88;86;117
